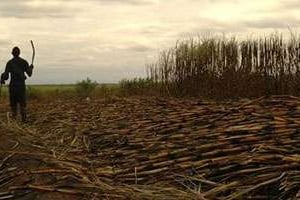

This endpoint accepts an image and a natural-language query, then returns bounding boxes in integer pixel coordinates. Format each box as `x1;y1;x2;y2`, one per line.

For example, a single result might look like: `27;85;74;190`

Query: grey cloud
0;0;155;19
0;1;79;18
182;17;248;36
126;44;154;52
243;18;300;29
91;0;158;5
280;0;300;9
92;43;154;53
208;0;238;3
178;27;246;38
0;39;11;46
139;25;170;35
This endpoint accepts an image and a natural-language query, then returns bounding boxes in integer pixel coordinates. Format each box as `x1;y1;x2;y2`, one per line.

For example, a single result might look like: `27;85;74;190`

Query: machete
30;40;35;65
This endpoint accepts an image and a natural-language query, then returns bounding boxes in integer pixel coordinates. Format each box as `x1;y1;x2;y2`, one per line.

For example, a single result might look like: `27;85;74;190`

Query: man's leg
20;105;26;122
19;85;27;122
9;86;17;119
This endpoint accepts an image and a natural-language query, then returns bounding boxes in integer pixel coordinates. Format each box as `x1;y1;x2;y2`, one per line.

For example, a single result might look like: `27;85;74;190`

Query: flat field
0;84;119;98
0;95;300;199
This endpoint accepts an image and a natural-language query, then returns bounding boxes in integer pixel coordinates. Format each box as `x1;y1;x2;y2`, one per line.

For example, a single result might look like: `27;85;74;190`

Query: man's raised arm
25;62;33;77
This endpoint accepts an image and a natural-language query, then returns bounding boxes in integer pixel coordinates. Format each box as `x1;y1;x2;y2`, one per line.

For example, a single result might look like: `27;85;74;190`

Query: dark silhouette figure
1;47;34;122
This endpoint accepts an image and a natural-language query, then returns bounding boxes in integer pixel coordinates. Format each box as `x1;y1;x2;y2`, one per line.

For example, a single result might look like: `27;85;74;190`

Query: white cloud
0;0;299;84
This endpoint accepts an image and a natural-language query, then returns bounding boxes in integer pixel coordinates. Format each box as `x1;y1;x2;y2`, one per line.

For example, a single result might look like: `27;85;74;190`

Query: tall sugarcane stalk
145;33;300;98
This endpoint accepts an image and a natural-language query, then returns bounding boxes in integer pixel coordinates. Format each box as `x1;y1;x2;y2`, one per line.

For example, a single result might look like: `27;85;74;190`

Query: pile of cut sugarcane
1;95;300;199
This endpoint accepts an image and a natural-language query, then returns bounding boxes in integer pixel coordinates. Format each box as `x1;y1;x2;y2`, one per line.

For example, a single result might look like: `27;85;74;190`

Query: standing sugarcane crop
0;43;35;122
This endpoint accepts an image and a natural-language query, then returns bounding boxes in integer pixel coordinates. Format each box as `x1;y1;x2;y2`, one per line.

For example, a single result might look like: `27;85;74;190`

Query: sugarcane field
0;33;299;199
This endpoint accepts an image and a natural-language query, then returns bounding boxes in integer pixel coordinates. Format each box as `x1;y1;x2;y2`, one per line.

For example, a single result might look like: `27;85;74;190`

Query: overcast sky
0;0;299;84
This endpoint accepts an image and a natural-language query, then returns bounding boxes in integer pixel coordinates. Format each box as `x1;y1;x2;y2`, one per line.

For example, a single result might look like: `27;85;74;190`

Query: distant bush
119;77;158;96
75;78;98;97
98;84;114;97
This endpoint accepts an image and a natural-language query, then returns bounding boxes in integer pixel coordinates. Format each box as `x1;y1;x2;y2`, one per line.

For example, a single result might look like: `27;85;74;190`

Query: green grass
0;84;120;99
29;84;76;91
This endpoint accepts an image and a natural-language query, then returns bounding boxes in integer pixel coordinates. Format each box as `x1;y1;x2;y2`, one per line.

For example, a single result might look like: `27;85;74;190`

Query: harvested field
1;95;300;199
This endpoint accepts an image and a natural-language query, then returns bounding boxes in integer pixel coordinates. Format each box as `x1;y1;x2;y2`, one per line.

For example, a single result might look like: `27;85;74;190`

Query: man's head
12;47;20;57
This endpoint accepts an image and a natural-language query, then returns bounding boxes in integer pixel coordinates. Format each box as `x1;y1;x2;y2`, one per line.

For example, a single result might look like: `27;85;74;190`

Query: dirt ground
1;96;300;199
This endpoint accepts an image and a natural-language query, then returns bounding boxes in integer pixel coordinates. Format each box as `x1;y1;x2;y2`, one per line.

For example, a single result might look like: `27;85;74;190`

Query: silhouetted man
1;47;34;122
